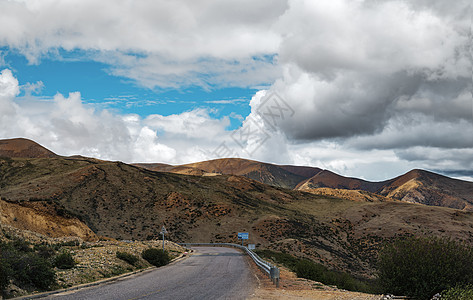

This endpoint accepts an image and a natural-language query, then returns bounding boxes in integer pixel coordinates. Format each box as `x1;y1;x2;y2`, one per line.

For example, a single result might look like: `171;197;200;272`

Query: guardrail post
270;266;280;287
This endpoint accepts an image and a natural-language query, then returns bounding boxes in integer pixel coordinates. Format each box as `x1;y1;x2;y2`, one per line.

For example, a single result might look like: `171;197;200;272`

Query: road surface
47;247;256;300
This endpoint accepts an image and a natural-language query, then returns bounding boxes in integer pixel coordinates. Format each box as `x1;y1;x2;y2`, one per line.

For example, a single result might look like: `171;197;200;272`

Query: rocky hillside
1;152;473;278
136;157;473;211
139;158;322;189
297;169;473;211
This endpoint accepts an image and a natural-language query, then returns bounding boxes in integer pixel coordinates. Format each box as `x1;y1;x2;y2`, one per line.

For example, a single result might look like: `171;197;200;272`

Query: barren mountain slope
296;170;387;192
2;155;473;278
0;138;58;158
182;158;321;189
377;169;473;210
297;169;473;211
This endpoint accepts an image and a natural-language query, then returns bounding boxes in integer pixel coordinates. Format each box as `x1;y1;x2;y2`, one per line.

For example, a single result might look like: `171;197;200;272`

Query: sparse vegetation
0;239;56;294
377;236;473;300
295;259;376;293
442;285;473;300
0;258;11;291
54;251;76;269
141;248;170;267
116;251;139;266
255;249;377;294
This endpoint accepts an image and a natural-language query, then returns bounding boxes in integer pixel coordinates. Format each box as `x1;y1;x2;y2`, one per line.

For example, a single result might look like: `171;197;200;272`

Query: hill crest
0;138;58;158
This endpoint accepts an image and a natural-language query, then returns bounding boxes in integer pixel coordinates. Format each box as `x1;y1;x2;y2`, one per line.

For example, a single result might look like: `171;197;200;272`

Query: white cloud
0;68;230;164
240;0;472;180
0;1;472;181
0;0;285;89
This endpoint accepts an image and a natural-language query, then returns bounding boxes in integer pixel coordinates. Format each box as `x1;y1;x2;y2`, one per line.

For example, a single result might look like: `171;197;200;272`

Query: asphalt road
47;247;256;300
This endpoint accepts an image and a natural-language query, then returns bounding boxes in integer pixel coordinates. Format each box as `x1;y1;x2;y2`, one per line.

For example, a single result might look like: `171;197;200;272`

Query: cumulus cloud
0;0;472;181
0;0;285;89
0;68;231;164
239;0;471;171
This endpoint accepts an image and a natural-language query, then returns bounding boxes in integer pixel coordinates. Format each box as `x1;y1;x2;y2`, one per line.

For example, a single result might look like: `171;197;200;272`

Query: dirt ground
248;262;383;300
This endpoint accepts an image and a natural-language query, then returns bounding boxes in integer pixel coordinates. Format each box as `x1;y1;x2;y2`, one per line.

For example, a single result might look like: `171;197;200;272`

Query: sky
0;0;471;181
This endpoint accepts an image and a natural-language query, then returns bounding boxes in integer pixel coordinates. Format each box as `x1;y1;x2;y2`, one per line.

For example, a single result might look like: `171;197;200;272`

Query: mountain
137;157;473;211
297;169;473;211
295;169;387;192
152;158;322;189
0;138;58;158
377;169;473;210
133;163;207;176
1;141;473;278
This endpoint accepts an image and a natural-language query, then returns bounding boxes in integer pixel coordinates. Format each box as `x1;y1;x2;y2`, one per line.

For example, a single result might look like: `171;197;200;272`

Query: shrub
54;251;76;269
295;259;374;293
141;248;170;267
442;285;473;300
116;251;139;266
254;249;299;270
0;258;11;291
1;240;56;292
11;252;55;290
377;236;473;300
256;249;376;293
34;244;55;259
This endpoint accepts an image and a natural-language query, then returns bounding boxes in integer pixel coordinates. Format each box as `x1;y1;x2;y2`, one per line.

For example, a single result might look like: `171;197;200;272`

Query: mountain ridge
1;137;473;279
2;138;473;210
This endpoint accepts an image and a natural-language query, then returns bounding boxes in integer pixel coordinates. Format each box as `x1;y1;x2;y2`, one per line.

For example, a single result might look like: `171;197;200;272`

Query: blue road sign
238;232;249;240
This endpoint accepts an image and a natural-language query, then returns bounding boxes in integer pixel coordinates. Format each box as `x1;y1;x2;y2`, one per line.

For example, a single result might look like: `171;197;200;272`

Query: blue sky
3;48;256;130
0;0;471;181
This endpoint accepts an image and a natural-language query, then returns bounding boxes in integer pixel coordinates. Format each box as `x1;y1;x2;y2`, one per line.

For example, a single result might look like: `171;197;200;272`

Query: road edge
14;252;190;300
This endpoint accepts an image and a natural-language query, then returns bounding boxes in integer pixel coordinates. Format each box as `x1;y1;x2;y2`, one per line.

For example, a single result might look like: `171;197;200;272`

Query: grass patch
255;249;378;294
116;251;140;266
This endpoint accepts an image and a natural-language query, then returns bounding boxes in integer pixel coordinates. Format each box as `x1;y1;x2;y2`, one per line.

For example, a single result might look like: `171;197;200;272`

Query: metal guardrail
179;243;280;287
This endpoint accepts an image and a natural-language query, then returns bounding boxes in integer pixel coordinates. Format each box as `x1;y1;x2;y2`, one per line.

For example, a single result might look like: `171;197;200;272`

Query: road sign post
237;232;249;246
160;225;168;252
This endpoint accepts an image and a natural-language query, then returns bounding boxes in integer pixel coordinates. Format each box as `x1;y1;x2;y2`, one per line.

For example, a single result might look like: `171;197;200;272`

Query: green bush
0;258;11;291
34;244;55;259
256;249;376;293
141;248;170;267
442;285;473;300
295;259;374;293
10;252;56;290
54;251;76;269
254;250;299;270
116;251;139;266
377;236;473;300
1;240;56;292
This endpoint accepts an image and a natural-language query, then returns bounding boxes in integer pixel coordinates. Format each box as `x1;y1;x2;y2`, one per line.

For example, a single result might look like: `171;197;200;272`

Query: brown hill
132;163;174;172
133;163;208;176
295;170;387;192
302;188;392;202
377;169;473;210
0;138;57;158
181;158;322;189
2;154;473;278
296;169;473;211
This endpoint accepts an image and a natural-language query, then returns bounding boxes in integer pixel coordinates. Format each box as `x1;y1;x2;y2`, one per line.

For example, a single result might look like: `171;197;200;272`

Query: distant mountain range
2;137;473;278
135;158;473;211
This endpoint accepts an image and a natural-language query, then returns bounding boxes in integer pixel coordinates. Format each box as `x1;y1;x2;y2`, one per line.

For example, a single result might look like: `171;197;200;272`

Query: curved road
47;247;256;300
